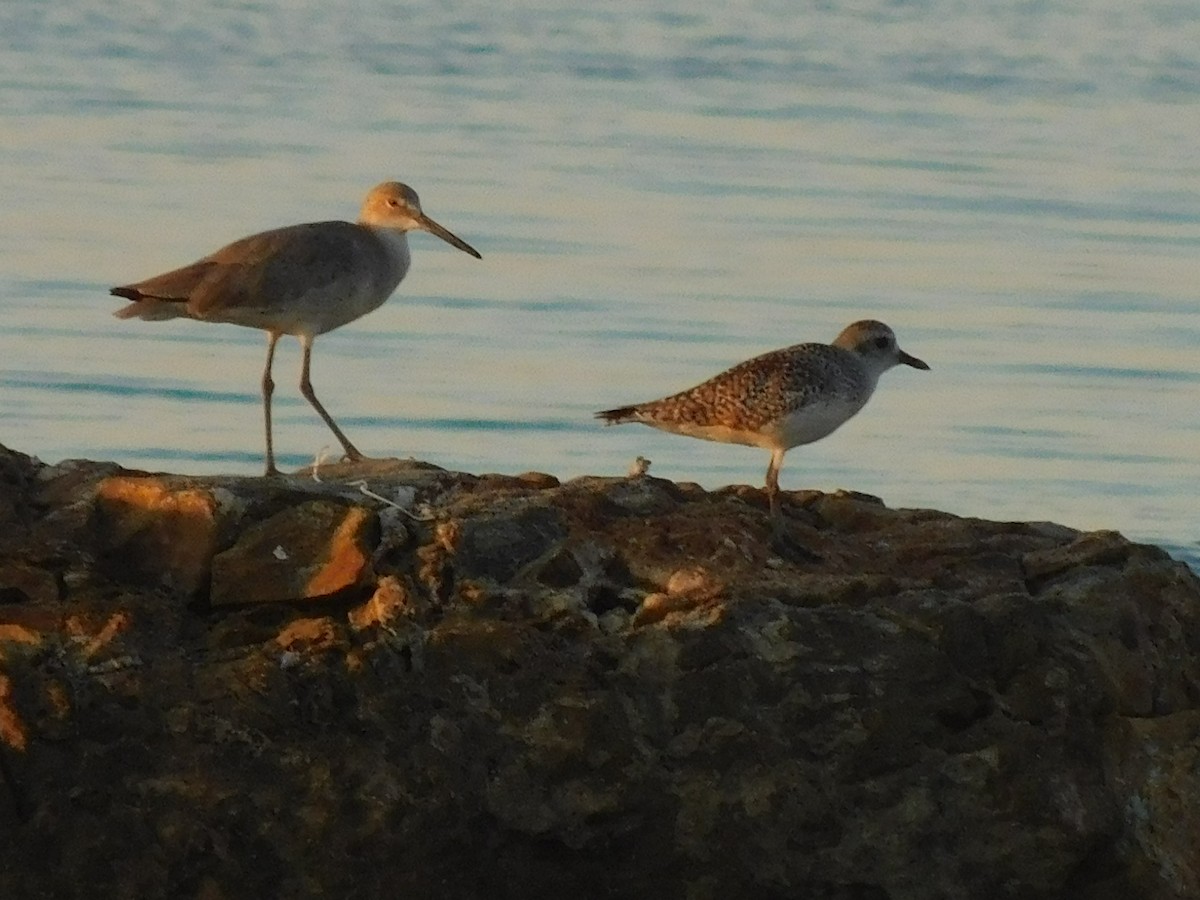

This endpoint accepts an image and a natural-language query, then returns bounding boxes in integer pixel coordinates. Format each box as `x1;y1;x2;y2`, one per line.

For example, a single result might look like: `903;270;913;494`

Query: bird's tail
110;287;188;321
595;405;640;425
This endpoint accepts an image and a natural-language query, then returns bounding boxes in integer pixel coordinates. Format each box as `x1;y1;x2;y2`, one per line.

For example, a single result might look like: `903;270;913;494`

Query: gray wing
112;221;390;320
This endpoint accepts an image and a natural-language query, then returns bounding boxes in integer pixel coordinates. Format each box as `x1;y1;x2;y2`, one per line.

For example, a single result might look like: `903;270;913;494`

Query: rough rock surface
0;443;1197;899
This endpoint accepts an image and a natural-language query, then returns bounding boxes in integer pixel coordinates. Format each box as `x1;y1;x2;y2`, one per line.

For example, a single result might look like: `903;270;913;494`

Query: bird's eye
874;336;890;349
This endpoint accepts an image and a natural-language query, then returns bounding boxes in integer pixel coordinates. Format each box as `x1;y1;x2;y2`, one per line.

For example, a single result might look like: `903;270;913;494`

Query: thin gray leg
298;334;364;462
262;332;281;476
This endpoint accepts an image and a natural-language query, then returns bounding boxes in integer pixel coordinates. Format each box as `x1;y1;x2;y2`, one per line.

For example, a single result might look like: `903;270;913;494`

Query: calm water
0;0;1197;568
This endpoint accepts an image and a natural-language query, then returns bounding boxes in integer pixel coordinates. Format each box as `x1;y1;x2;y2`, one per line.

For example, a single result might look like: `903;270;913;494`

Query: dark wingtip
595;406;636;424
110;286;138;300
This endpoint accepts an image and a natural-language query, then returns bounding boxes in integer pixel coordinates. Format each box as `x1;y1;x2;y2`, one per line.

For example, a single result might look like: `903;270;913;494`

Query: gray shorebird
596;320;929;520
111;181;481;475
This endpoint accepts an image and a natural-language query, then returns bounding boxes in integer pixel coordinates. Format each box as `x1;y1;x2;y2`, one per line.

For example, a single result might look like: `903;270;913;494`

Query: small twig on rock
310;446;334;482
346;479;434;522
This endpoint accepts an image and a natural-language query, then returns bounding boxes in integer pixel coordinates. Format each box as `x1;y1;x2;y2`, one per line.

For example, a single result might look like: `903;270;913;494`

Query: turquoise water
0;0;1197;568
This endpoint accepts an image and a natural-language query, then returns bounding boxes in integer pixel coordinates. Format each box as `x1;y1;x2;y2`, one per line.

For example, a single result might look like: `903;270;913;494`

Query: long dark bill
419;214;482;259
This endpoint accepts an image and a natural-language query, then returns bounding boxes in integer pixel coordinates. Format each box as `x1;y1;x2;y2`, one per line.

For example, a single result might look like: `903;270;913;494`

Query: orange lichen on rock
0;624;41;648
93;476;221;594
0;673;27;751
348;576;412;631
275;617;342;653
80;612;131;660
306;506;375;597
210;501;379;607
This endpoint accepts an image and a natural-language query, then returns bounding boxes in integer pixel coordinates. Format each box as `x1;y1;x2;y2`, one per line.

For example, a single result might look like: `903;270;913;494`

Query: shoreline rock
1;444;1198;899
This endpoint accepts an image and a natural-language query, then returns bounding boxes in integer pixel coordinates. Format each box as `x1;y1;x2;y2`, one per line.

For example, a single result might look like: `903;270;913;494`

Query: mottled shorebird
111;181;481;475
596;320;929;520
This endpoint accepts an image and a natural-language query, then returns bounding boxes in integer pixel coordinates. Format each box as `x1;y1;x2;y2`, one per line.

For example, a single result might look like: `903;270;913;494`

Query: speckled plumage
597;320;929;519
111;181;481;475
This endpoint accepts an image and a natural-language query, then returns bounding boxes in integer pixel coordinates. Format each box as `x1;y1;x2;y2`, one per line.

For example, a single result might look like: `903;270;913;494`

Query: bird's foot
341;446;366;464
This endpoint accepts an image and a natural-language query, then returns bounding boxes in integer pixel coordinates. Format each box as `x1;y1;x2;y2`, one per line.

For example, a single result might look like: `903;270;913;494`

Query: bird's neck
860;362;892;389
368;226;413;282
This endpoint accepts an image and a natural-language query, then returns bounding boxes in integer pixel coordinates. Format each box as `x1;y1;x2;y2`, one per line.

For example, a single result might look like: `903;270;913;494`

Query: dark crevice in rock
934;688;995;733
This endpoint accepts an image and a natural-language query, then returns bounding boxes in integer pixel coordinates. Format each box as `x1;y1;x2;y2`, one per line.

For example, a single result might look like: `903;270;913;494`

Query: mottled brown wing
641;344;826;431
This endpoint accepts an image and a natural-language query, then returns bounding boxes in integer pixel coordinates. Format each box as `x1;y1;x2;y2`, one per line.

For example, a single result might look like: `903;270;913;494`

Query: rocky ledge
0;444;1197;899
